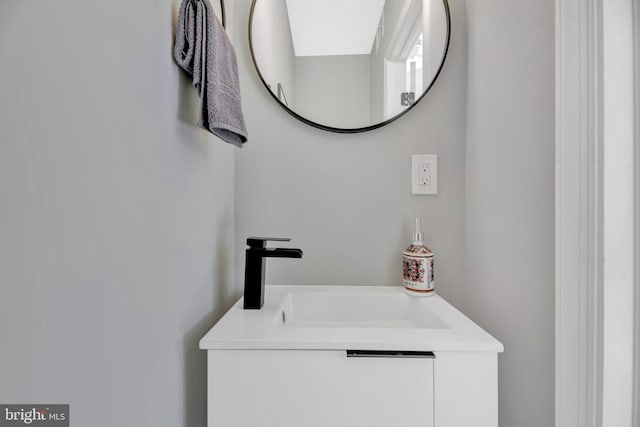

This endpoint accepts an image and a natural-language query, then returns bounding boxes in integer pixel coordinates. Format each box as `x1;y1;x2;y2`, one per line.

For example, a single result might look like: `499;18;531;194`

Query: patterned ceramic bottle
402;218;435;296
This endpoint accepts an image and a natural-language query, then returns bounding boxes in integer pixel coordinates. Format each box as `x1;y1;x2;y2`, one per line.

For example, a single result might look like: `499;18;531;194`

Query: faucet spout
243;237;303;309
260;248;303;258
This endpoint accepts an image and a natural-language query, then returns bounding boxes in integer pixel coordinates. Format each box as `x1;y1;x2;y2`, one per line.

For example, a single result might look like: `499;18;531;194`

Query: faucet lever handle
247;237;292;249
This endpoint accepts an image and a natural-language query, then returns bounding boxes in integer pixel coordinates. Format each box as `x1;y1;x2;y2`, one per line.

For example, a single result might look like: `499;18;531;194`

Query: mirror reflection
250;0;450;132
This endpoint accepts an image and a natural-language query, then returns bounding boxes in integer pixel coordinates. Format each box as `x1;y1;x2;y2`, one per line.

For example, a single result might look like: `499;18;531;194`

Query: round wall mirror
249;0;450;133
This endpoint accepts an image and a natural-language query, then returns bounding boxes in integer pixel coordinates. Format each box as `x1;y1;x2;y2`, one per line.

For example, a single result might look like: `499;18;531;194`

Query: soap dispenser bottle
402;218;435;296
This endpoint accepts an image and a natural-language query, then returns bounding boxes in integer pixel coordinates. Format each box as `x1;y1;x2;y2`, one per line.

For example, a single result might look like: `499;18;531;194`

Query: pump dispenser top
412;218;424;245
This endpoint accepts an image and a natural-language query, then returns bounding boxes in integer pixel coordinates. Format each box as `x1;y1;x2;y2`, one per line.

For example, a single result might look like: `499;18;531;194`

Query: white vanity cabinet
206;349;497;427
208;350;434;427
200;286;503;427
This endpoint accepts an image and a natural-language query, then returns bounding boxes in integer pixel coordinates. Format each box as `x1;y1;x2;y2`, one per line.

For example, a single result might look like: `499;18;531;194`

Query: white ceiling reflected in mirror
286;0;386;56
249;0;450;133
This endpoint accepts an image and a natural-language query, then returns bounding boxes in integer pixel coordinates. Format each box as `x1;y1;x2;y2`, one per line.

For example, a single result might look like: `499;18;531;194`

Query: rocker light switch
411;154;438;195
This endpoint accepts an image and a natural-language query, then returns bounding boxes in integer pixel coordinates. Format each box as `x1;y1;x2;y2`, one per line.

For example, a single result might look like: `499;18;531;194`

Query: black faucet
243;237;303;309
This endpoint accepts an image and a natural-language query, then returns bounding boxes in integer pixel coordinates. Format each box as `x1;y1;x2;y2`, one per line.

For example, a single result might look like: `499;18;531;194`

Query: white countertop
199;285;504;353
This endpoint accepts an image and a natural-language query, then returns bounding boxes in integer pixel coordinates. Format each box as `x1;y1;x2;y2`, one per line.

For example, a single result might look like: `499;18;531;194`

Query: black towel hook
219;0;226;28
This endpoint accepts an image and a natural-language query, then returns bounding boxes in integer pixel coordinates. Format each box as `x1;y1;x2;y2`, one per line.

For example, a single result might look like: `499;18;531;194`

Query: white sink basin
199;285;504;352
276;291;449;329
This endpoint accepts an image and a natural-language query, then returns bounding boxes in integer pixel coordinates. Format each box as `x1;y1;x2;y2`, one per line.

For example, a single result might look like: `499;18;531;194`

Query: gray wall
464;1;555;427
423;0;449;84
0;1;235;426
294;55;371;128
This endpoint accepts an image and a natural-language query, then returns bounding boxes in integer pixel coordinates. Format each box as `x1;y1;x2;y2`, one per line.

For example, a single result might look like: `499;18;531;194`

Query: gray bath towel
174;0;248;146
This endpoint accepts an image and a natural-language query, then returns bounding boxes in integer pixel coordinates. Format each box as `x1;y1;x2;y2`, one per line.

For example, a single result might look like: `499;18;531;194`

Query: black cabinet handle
346;350;435;359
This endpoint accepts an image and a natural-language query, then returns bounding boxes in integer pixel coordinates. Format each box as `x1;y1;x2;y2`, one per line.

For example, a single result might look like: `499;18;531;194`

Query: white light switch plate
411;154;438;195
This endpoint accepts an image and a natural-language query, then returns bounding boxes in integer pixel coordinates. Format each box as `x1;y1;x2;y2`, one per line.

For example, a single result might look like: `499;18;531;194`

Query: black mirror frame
248;0;451;134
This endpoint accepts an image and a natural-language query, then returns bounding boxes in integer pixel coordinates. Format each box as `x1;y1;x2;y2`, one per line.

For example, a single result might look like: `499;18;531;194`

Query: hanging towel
174;0;248;147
